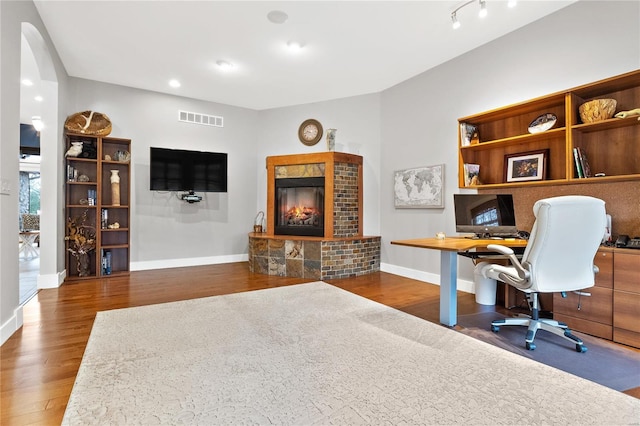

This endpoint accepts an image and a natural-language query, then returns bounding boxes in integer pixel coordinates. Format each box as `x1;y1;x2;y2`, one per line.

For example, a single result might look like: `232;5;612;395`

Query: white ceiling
22;0;574;121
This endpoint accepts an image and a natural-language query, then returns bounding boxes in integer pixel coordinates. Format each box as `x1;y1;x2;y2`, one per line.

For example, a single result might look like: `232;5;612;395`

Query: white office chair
478;195;606;352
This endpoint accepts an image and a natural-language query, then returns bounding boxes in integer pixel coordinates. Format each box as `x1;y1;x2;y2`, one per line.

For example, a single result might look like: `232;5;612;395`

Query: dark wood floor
2;262;638;425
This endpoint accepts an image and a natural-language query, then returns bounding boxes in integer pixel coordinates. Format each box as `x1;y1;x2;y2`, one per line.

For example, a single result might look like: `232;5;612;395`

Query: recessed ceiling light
286;41;305;53
34;95;43;102
216;60;235;72
169;79;181;88
22;79;33;86
267;10;288;24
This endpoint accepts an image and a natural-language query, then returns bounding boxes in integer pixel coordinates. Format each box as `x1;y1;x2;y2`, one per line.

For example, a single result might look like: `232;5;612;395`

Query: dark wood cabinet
64;133;131;280
549;248;640;348
553;249;613;340
613;251;640;348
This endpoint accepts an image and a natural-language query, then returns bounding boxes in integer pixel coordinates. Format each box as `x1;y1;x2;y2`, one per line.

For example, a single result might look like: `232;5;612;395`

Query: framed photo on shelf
504;150;548;183
463;163;480;186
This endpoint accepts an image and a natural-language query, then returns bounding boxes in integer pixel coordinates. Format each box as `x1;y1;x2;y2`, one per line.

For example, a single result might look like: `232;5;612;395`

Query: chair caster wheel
576;344;587;353
526;342;536;350
491;325;500;333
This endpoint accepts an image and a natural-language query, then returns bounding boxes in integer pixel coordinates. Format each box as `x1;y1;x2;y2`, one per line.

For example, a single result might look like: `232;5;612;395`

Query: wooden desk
390;237;528;327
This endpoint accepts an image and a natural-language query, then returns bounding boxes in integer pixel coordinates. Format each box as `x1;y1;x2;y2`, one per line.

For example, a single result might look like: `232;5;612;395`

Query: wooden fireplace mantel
266;152;363;239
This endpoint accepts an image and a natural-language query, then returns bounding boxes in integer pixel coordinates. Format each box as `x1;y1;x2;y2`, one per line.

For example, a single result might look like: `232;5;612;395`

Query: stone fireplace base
248;233;381;280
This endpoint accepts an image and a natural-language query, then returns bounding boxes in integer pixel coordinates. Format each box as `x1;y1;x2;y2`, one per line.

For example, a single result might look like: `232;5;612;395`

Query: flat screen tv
150;147;227;193
453;194;517;238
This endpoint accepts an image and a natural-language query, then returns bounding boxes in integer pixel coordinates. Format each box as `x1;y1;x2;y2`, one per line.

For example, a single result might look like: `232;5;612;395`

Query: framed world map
394;164;444;208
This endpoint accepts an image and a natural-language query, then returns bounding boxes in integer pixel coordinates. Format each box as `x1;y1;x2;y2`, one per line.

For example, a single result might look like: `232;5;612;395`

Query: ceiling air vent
178;110;224;127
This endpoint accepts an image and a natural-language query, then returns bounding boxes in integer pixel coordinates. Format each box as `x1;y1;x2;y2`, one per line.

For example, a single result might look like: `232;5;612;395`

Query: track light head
479;0;488;18
451;12;461;29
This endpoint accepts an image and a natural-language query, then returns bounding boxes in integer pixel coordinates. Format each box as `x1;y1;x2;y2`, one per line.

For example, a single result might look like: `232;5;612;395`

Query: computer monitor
453;194;517;238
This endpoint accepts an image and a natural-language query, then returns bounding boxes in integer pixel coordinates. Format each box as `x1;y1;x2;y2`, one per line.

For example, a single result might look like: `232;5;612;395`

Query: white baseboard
380;262;475;294
38;270;66;289
131;254;249;272
1;305;23;346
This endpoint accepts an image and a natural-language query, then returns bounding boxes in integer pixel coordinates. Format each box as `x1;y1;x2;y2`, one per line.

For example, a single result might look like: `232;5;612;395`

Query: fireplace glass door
275;177;324;236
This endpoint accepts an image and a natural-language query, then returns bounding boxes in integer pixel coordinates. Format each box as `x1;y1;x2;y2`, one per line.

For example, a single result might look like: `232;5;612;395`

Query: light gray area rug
63;282;640;425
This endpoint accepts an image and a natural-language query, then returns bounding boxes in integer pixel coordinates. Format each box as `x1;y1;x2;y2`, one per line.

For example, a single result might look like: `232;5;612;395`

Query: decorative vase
110;170;121;206
326;128;337;151
77;252;90;277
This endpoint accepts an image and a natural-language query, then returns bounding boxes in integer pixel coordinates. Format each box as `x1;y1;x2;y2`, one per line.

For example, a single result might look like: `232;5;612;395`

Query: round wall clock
298;119;323;146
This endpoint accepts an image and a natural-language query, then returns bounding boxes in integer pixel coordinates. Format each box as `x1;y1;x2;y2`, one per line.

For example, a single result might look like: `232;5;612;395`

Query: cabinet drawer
613;290;640;333
553;286;612;325
554;313;612;340
613;328;640;349
614;251;640;293
594;250;613;289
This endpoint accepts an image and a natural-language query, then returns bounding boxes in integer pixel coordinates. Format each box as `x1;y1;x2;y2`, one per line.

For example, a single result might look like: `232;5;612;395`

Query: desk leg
440;251;457;327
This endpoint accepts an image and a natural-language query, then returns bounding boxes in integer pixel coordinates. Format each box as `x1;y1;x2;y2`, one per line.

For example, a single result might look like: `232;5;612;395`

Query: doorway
19;155;40;303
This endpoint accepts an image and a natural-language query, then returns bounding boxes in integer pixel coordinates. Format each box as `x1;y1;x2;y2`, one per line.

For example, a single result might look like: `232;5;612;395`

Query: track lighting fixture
451;0;515;29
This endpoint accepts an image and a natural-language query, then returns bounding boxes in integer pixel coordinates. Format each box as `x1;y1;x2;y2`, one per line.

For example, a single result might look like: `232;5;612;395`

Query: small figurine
65;141;83;157
614;108;640;119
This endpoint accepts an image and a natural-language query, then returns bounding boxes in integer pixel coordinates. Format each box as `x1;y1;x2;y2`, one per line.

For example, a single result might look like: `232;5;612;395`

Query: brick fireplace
249;152;380;279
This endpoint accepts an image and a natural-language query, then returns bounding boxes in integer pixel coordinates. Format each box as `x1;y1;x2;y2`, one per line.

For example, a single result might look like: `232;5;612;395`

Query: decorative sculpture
65;141;83;157
614;108;640;119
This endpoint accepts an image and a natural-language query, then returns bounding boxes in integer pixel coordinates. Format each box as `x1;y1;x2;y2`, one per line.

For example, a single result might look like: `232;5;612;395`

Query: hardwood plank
1;262;637;425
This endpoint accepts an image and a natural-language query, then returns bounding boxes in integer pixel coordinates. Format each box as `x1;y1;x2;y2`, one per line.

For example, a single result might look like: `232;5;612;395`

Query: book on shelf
463;163;480;186
578;147;592;178
573;148;584;178
573;147;592;178
101;249;112;275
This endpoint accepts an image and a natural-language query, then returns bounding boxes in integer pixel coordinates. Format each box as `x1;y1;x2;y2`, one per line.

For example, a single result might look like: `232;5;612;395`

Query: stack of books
101;249;112;275
573;147;592;178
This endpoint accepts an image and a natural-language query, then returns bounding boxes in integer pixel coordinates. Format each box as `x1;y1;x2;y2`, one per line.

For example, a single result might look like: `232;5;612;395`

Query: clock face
303;124;318;140
298;119;323;146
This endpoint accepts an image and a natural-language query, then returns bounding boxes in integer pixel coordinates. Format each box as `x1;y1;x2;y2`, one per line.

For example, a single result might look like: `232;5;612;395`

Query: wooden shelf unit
64;133;131;280
458;69;640;189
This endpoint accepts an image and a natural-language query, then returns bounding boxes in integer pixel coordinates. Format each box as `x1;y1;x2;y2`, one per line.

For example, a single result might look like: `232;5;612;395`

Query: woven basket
579;99;617;123
64;111;112;136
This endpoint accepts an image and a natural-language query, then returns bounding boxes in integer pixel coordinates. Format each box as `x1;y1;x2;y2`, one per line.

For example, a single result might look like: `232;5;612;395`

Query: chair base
491;317;587;353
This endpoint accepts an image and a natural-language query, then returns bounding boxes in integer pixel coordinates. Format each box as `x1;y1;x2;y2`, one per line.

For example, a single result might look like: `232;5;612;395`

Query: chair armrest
486;244;529;280
486;244;514;256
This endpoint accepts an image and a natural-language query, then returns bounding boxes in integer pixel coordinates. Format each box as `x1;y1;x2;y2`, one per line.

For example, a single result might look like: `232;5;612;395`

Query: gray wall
380;0;640;286
255;93;382;236
68;79;260;269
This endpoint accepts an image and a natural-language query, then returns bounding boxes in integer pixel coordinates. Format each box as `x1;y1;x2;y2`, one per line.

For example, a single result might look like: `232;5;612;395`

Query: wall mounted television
150;147;227;193
453;194;517;238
